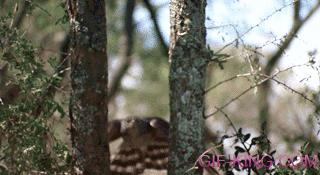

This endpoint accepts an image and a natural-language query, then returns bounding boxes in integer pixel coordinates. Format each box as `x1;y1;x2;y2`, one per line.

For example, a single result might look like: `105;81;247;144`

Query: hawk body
108;117;169;175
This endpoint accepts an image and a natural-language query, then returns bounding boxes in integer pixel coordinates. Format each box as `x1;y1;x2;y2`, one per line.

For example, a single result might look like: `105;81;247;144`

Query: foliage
0;14;70;174
199;125;320;175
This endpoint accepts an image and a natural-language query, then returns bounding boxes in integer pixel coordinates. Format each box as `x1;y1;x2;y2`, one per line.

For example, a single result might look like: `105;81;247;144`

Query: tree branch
205;63;310;118
9;1;30;29
108;0;136;101
258;1;320;133
142;0;168;56
265;1;320;74
259;74;316;105
294;0;301;22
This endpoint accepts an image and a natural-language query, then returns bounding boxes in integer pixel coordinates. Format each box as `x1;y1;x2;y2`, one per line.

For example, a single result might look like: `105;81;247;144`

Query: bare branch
259;74;316;105
214;107;238;136
214;107;251;153
257;1;320;133
294;0;301;22
142;0;169;56
216;2;295;54
265;1;320;74
108;0;135;101
206;83;258;118
205;73;251;94
205;64;310;118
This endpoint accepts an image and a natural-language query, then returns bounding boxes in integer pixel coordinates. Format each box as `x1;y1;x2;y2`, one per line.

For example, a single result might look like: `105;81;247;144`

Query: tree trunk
258;81;270;134
168;0;208;174
67;0;110;174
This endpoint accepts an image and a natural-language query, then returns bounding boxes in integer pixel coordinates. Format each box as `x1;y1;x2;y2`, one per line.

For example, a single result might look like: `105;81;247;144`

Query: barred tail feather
145;142;169;170
111;148;145;175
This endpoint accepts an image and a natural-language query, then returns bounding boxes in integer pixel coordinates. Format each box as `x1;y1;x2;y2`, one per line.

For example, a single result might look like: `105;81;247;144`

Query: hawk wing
108;117;169;175
108;119;122;142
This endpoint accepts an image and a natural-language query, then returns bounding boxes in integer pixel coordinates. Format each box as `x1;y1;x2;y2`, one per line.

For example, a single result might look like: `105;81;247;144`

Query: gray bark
168;0;208;174
67;0;110;174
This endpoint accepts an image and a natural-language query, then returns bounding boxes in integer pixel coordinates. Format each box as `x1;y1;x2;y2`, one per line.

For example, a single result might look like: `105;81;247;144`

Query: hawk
108;116;169;175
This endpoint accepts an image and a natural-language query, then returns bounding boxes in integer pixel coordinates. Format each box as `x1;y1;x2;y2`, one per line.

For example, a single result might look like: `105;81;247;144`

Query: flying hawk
108;116;169;175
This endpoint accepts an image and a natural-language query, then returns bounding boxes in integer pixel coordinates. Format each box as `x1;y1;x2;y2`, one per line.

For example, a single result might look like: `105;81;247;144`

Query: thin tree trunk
67;0;110;174
168;0;208;174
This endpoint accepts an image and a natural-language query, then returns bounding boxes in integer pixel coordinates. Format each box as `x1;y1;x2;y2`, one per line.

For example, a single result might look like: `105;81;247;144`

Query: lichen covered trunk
168;0;208;174
67;0;110;174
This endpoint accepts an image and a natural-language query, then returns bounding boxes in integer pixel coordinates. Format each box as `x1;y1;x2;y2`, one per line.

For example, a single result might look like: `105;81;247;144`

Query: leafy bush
0;14;70;174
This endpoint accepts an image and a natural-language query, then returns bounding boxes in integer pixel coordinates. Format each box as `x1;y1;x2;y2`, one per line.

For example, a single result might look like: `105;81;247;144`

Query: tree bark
168;0;208;174
67;0;110;174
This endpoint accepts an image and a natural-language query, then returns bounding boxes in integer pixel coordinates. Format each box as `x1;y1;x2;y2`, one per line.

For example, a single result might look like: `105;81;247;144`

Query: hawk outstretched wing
108;116;169;175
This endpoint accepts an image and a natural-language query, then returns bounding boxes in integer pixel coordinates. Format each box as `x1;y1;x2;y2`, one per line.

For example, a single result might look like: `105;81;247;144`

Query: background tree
168;0;209;174
258;0;320;134
67;0;109;174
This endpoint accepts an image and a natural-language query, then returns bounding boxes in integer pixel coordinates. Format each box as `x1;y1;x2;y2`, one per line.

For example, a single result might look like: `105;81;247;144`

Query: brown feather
109;117;169;175
108;119;122;142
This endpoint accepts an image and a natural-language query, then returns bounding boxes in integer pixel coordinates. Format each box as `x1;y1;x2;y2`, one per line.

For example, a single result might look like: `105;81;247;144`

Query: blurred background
1;0;320;172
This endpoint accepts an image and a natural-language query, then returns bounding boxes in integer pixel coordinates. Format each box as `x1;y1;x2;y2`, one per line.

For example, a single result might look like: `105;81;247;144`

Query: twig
205;73;251;94
216;1;295;55
215;107;251;153
214;108;258;174
205;63;310;118
259;74;316;105
214;107;237;136
265;0;320;74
